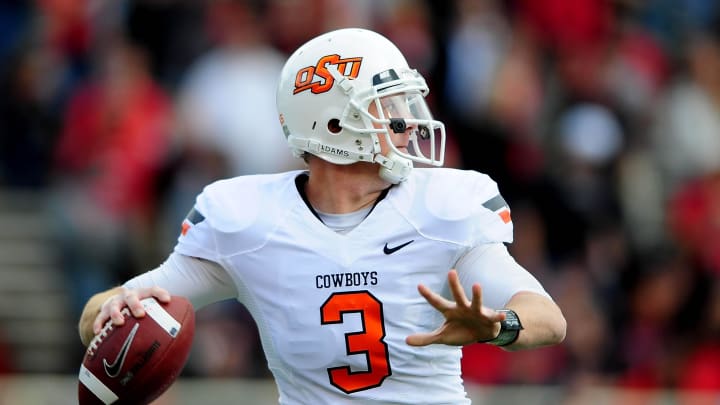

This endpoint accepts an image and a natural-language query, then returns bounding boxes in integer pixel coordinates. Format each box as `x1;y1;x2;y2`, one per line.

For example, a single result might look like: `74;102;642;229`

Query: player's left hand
406;269;506;346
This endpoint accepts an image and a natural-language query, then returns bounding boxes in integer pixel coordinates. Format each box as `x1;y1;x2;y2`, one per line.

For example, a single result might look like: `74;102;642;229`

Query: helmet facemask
339;68;446;183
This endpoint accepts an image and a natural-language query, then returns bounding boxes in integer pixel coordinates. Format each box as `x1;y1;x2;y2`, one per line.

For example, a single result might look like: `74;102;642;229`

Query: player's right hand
92;286;171;335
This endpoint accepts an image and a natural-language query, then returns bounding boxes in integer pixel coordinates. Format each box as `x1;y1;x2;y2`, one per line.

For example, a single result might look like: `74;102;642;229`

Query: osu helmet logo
294;54;362;95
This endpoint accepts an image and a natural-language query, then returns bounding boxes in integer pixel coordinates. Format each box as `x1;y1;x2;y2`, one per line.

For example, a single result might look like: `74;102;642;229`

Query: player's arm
494;290;565;351
458;242;565;350
78;252;236;347
406;243;566;350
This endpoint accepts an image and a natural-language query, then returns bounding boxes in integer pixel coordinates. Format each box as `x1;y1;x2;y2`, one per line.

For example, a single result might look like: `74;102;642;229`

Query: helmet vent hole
312;121;317;130
327;119;342;134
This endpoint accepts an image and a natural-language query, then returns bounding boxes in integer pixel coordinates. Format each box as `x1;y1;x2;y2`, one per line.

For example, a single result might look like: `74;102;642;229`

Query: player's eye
380;96;407;119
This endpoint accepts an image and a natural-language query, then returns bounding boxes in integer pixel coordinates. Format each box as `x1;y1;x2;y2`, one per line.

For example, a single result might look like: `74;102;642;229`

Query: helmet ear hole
327;118;342;134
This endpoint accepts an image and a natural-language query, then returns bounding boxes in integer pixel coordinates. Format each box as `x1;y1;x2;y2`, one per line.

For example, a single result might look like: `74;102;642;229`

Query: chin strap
376;151;413;184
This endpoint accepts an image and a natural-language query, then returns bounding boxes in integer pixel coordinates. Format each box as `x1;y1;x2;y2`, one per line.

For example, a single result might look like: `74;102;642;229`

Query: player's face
368;93;418;155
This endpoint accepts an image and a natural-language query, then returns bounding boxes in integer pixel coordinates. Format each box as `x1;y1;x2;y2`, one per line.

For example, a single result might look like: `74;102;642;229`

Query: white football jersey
160;168;544;404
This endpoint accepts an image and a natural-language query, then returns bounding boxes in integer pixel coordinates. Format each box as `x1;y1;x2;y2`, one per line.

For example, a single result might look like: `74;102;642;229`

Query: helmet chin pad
377;151;413;184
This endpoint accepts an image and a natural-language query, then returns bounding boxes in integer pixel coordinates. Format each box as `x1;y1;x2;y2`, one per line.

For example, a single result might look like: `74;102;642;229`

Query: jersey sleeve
124;252;237;310
174;187;221;262
455;243;551;309
468;172;514;245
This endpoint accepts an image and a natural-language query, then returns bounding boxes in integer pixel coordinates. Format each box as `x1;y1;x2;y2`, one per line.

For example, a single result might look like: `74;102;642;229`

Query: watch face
479;310;523;346
498;309;523;330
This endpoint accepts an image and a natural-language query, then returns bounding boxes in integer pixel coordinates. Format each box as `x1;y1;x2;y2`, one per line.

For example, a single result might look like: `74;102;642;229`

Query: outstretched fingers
470;283;483;313
447;270;471;308
408;270;510;347
458;274;505;324
406;325;445;347
416;283;451;313
405;332;436;347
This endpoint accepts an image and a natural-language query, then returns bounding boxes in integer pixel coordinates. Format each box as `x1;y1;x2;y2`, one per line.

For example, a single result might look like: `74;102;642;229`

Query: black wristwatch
479;309;523;347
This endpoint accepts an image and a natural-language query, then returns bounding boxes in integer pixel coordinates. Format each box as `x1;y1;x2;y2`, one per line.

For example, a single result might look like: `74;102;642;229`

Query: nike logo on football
103;323;139;378
383;240;414;255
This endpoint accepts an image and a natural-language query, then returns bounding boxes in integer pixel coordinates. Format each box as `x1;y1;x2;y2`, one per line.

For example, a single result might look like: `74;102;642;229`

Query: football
78;296;195;405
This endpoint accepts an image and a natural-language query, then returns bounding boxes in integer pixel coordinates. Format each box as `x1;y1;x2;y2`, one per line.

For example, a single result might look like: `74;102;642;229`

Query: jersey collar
294;173;392;225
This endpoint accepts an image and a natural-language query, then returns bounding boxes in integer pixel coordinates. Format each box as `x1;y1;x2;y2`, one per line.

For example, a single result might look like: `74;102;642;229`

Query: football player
79;28;566;404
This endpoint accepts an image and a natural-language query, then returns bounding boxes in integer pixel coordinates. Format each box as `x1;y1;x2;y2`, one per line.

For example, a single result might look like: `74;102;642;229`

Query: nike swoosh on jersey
103;323;139;378
383;240;414;254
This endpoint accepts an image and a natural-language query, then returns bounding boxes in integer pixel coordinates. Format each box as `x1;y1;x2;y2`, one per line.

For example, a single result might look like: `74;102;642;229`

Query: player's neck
305;160;390;214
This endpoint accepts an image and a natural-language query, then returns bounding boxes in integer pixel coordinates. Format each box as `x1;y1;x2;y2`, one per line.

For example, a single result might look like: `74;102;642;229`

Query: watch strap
479;309;523;347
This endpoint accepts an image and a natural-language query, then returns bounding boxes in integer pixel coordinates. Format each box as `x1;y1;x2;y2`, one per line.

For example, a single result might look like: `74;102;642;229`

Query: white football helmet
276;28;446;183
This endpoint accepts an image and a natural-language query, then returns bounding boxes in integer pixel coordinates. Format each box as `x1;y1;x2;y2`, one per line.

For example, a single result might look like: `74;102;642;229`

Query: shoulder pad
394;169;513;245
176;172;301;259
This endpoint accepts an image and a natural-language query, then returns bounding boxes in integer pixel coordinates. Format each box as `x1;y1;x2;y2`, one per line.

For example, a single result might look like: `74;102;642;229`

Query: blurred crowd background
0;0;719;396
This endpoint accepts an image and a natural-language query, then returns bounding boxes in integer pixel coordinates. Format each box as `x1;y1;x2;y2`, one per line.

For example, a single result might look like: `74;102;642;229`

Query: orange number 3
320;291;391;393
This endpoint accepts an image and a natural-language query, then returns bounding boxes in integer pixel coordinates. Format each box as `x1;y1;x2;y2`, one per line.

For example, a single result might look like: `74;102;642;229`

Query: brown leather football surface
78;296;195;405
